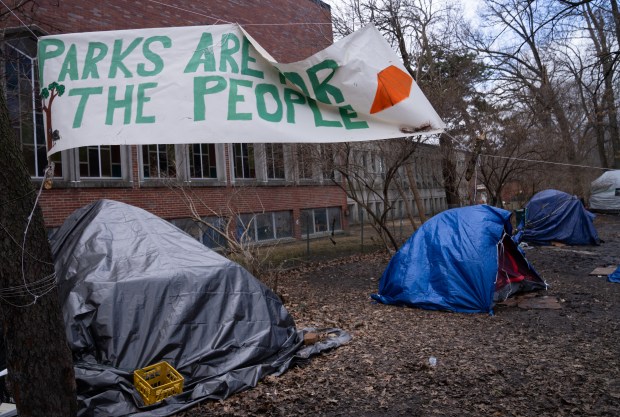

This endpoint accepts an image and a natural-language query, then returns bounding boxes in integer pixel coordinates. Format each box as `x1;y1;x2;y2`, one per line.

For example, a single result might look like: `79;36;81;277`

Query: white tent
590;170;620;212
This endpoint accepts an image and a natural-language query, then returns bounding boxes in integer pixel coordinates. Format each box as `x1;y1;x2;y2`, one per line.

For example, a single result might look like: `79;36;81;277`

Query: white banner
38;24;445;156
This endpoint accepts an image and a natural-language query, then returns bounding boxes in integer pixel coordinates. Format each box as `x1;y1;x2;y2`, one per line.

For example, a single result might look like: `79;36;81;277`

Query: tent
371;205;546;314
516;189;599;246
590;170;620;213
51;200;349;416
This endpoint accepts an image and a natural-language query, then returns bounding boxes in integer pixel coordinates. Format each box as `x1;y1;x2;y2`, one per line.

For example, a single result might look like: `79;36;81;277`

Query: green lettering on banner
283;88;305;123
136;83;157;123
58;44;79;82
339;105;369;129
228;78;252;120
283;72;310;95
219;33;240;73
38;39;65;86
283;71;341;127
193;76;227;121
138;36;171;76
106;85;133;125
241;38;263;79
307;60;344;104
184;32;216;73
68;87;103;128
308;99;341;127
255;84;282;122
82;42;108;80
108;38;143;78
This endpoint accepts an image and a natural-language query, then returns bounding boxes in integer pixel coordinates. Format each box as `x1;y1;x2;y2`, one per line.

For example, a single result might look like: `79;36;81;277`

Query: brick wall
8;0;347;235
40;183;347;237
19;0;333;62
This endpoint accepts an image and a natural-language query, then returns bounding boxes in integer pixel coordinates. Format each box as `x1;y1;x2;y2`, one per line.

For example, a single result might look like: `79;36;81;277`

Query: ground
179;214;620;417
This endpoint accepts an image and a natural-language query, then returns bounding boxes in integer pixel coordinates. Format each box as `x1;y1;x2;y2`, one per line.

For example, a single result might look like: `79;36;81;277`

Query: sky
323;0;484;23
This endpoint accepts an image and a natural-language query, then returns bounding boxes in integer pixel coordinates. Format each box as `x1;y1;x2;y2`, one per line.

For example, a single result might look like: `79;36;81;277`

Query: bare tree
333;0;489;208
582;1;620;168
477;112;543;207
324;138;428;251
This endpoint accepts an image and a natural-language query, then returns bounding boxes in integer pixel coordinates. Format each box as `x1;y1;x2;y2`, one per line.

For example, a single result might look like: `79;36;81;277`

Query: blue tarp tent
371;205;546;314
516;189;599;246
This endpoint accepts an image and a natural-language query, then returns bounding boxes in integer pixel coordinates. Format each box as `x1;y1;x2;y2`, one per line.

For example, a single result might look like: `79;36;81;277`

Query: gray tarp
590;170;620;212
50;200;350;416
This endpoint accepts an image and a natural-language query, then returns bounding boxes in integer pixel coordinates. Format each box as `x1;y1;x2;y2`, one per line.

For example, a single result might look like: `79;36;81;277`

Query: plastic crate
133;361;184;406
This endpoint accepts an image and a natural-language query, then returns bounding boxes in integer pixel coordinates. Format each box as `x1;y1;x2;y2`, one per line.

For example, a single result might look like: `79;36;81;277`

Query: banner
38;24;445;156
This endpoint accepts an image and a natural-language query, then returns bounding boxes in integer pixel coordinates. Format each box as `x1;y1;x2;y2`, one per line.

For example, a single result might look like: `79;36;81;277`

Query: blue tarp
371;205;546;314
516;189;599;246
609;266;620;283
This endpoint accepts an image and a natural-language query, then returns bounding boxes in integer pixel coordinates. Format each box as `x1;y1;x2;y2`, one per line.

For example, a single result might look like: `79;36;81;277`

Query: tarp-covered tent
590;170;620;213
516;189;599;246
371;205;546;314
50;200;349;416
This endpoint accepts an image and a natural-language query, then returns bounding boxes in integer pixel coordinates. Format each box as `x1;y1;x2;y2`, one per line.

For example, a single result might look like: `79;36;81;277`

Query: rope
0;164;58;308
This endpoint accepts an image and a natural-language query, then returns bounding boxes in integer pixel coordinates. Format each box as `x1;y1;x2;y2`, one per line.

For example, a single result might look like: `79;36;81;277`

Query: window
300;207;342;236
4;36;63;178
297;144;314;180
265;143;285;179
189;143;217;179
321;144;337;181
79;145;122;178
233;143;255;179
237;211;293;242
171;217;227;249
142;144;176;178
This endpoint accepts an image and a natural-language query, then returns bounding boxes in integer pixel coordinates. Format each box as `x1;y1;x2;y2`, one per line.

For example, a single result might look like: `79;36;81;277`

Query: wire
442;131;610;171
1;164;59;308
480;154;610;171
0;222;54;266
145;0;332;27
0;0;39;39
145;0;233;24
0;189;35;207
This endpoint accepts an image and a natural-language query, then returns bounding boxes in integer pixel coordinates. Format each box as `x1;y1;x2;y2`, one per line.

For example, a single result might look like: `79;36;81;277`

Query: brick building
1;0;348;246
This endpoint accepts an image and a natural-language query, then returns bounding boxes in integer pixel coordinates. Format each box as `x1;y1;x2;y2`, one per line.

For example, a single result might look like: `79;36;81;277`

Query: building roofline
310;0;331;12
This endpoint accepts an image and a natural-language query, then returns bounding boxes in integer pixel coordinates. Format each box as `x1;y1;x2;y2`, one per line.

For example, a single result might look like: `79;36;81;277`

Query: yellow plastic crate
133;361;184;406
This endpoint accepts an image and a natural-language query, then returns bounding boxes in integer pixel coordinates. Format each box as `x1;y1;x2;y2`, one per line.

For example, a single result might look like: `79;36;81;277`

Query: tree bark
0;87;77;415
393;174;418;231
586;2;620;168
439;133;460;208
405;162;427;223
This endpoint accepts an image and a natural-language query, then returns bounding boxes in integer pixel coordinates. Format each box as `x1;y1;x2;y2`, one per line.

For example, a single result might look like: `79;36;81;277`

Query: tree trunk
393;174;418;231
439;133;460;208
592;96;609;168
587;2;620;168
405;163;427;223
0;87;77;416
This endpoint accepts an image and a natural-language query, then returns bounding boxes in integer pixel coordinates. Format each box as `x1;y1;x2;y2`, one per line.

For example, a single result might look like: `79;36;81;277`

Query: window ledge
230;179;294;187
139;179;226;188
32;179;132;188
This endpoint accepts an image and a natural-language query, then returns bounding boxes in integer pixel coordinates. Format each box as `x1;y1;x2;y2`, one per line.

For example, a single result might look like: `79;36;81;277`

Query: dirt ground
179;214;620;417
